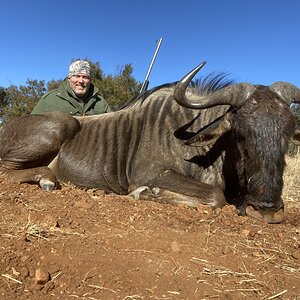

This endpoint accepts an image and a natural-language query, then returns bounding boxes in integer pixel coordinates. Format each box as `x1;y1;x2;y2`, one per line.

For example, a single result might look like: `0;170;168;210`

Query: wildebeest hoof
39;178;56;192
151;187;160;196
128;186;160;200
245;206;284;224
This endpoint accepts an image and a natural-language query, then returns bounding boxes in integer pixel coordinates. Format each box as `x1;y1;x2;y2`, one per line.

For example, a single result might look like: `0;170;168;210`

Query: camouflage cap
68;60;91;78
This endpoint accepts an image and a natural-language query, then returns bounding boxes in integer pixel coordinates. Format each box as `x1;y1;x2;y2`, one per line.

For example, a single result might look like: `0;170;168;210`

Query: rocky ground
0;156;299;300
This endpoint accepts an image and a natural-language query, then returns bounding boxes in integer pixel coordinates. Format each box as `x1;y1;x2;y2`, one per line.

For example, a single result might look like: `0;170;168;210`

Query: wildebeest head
174;62;300;223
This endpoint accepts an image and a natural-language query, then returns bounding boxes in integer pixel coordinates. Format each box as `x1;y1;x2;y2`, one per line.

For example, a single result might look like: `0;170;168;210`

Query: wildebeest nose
250;198;284;211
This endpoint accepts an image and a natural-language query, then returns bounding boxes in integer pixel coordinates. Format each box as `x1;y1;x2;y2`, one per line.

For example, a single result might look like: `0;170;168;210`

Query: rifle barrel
140;37;163;93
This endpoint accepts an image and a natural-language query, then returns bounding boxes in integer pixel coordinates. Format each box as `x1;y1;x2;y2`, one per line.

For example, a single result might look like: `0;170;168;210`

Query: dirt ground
0;157;299;300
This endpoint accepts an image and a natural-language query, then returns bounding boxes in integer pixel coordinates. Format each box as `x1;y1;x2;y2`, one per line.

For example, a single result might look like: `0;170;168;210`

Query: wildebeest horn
174;62;256;109
269;81;300;105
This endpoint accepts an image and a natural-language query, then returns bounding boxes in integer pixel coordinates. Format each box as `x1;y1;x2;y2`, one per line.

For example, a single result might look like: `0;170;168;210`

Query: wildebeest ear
270;82;300;105
290;128;300;145
186;114;231;147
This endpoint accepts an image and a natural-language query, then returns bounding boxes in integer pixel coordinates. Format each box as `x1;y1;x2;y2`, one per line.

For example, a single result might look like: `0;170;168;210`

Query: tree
47;79;62;92
0;59;142;123
1;79;46;123
94;64;141;110
0;87;7;124
0;87;6;104
88;60;104;80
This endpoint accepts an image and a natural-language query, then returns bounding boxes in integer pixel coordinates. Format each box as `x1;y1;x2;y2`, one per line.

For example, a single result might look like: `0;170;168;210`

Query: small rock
291;251;300;260
19;267;30;280
28;283;44;292
42;215;59;228
35;268;50;285
74;199;94;209
19;232;30;242
170;241;181;253
221;245;230;255
240;229;251;237
42;281;55;294
20;255;30;262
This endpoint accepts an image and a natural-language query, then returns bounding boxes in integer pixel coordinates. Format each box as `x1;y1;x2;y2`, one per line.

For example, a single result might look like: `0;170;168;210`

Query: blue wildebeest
0;62;299;223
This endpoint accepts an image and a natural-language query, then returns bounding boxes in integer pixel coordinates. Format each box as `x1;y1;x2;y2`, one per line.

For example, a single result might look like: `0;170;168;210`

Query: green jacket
31;78;112;115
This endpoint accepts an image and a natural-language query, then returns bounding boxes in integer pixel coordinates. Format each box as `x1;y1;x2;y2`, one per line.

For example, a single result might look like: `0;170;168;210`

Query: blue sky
1;0;299;90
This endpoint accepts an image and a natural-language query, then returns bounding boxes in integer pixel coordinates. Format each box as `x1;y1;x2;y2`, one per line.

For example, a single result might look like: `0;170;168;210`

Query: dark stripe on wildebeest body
0;61;300;224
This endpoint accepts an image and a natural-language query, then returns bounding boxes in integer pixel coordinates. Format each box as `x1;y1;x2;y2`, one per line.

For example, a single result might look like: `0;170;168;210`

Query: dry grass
283;154;300;208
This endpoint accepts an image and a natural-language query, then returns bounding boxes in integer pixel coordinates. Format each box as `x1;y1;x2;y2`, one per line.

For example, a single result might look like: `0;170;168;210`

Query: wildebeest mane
119;82;176;110
119;73;235;110
190;72;235;94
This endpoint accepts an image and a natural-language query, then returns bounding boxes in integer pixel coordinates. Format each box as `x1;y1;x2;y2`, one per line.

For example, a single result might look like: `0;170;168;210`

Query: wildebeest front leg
0;165;57;191
136;170;226;209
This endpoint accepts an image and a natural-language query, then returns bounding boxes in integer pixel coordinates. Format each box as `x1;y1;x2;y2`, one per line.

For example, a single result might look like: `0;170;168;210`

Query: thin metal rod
140;37;163;93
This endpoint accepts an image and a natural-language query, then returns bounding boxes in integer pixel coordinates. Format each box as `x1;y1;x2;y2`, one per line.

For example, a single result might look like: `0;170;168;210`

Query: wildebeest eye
290;102;300;110
290;103;300;122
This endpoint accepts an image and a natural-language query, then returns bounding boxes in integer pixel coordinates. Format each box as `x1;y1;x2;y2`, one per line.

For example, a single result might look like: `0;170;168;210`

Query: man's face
68;74;91;98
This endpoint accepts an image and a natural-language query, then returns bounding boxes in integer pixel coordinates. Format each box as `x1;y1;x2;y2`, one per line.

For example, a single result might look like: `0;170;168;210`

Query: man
31;60;111;115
